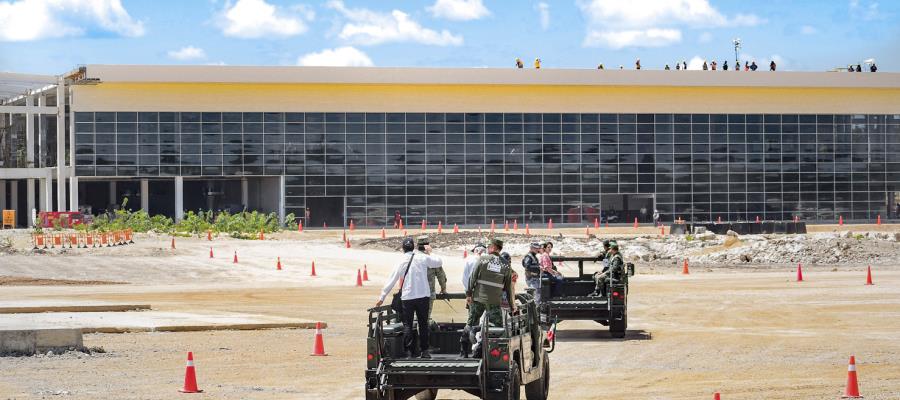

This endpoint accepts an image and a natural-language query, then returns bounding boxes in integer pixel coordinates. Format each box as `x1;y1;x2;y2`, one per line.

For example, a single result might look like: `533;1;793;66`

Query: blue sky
1;0;898;74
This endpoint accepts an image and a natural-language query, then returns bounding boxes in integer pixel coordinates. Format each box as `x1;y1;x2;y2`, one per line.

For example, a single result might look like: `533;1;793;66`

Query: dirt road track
0;229;899;399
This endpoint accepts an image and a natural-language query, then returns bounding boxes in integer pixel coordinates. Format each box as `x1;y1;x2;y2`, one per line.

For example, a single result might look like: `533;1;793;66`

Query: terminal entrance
600;194;655;224
305;196;345;228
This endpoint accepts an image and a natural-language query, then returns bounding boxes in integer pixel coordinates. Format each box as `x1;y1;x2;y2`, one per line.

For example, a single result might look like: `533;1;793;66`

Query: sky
0;0;898;75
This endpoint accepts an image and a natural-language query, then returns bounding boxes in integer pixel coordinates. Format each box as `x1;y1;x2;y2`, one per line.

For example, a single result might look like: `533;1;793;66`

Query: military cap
416;235;430;245
490;238;504;249
602;239;610;247
609;242;619;250
500;252;511;264
472;243;487;251
530;241;542;249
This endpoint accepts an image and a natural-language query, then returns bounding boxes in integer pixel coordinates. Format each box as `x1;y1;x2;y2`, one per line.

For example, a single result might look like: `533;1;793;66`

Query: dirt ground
0;226;899;399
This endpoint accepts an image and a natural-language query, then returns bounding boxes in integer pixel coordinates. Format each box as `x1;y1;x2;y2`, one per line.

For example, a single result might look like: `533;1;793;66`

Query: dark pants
401;296;431;355
546;274;564;297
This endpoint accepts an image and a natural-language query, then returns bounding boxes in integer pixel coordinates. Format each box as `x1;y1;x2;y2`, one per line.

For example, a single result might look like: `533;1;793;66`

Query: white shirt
379;251;444;302
462;254;482;288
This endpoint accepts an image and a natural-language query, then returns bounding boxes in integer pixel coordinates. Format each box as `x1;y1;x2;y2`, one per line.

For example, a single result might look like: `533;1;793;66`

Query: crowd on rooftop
513;57;879;72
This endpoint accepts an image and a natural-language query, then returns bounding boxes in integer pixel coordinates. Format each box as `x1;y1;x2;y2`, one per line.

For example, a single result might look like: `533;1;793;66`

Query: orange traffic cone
209;247;214;259
233;251;238;264
491;219;495;233
421;220;426;230
345;239;351;249
876;215;881;225
323;222;327;229
207;230;212;241
713;393;720;400
717;216;721;223
839;215;844;226
349;220;355;231
259;230;264;240
594;218;599;229
356;269;363;287
548;218;553;230
276;257;282;271
755;215;760;223
438;221;443;234
797;263;803;282
463;249;468;258
682;259;690;275
342;231;346;243
525;224;530;235
504;220;509;232
298;220;303;232
179;352;203;393
660;226;665;235
585;226;590;236
171;237;176;250
513;220;518;231
843;355;862;398
633;217;638;229
865;266;873;285
311;261;317;277
363;264;369;281
311;322;328;356
381;227;386;239
453;223;459;234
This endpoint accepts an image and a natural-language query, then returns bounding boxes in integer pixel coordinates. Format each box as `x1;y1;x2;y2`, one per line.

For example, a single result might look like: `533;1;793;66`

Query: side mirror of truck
627;263;635;276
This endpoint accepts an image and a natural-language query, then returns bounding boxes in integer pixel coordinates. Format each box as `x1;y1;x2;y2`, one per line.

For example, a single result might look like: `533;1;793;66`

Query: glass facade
74;112;900;225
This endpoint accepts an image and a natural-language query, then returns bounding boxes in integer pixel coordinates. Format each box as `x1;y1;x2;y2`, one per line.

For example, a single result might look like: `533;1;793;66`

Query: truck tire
524;351;549;400
414;389;438;400
485;360;520;400
609;310;627;338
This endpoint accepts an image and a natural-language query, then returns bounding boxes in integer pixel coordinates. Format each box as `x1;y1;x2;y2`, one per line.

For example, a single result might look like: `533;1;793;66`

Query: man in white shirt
461;243;487;288
375;237;444;358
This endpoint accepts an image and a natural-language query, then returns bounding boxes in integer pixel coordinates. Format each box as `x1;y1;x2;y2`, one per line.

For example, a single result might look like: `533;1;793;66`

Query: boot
459;326;471;358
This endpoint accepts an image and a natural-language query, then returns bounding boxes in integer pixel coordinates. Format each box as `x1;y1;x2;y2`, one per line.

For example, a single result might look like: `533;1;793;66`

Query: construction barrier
32;234;47;249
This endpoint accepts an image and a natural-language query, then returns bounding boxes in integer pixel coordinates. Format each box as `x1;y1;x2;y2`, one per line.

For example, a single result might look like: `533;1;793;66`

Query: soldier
460;239;514;357
418;236;447;314
591;242;624;297
522;242;543;303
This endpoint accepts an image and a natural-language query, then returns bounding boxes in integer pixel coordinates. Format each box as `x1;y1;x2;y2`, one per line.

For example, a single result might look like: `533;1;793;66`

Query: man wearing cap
592;242;624;297
376;237;445;358
522;242;544;303
461;238;514;357
418;236;447;315
462;243;487;288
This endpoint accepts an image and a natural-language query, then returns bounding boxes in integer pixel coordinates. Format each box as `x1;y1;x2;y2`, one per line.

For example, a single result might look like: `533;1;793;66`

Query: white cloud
849;0;882;20
427;0;489;21
168;46;207;61
327;0;463;46
585;28;681;49
297;46;374;67
687;55;705;70
0;0;144;42
698;31;712;43
218;0;312;39
577;0;764;48
800;25;817;35
536;2;550;30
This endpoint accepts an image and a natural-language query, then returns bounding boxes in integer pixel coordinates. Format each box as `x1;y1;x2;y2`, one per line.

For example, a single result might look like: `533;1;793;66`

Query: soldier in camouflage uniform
417;236;447;314
460;238;514;357
592;242;624;297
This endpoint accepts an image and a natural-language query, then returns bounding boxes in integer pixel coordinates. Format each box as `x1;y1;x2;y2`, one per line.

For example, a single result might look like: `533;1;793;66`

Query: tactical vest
473;254;510;305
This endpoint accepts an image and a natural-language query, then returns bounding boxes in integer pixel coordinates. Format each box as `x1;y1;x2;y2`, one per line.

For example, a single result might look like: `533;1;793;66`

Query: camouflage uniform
593;248;624;296
426;263;447;314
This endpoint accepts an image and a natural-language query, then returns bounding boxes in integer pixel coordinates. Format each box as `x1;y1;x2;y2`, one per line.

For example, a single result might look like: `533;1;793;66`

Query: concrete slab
0;329;83;355
0;303;150;314
0;311;323;333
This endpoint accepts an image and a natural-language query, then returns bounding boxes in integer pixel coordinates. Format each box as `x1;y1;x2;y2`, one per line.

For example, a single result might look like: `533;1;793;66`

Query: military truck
365;293;551;400
538;256;635;338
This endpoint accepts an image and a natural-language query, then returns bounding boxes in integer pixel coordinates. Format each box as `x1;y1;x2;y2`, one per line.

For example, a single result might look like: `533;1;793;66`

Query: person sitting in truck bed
539;242;564;297
591;242;623;297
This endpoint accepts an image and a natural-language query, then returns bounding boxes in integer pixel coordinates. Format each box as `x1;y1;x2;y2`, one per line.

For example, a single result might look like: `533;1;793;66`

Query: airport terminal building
1;65;899;227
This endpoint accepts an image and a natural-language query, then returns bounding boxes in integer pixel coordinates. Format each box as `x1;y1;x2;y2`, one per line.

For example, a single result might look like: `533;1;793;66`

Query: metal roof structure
83;64;900;89
0;72;58;104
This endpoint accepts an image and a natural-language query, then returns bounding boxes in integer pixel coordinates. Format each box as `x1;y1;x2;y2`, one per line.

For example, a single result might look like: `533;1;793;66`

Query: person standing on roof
711;60;717;70
665;64;671;70
515;58;524;68
462;243;487;287
635;58;641;70
744;61;749;71
770;60;777;71
461;239;514;357
534;58;541;69
723;60;729;71
376;237;445;359
870;63;877;72
702;61;709;70
750;61;758;71
597;63;605;69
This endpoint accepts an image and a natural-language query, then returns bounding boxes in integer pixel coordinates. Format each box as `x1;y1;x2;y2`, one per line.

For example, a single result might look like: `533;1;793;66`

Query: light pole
733;38;742;67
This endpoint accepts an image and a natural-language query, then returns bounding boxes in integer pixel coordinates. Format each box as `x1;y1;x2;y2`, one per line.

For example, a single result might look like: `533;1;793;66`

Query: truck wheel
524;351;549;400
485;361;520;400
414;389;438;400
609;310;627;338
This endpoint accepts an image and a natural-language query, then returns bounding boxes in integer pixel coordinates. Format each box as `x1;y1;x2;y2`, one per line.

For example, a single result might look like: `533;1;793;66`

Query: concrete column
108;181;116;206
26;179;34;227
25;93;34;167
278;175;285;225
140;179;149;212
10;181;18;222
174;176;184;221
241;178;249;209
0;180;6;210
44;170;53;212
38;178;48;212
56;79;66;211
37;94;45;168
68;85;77;212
